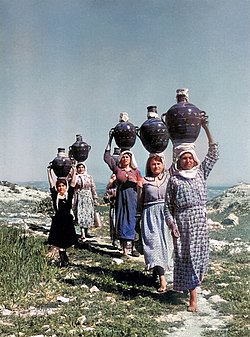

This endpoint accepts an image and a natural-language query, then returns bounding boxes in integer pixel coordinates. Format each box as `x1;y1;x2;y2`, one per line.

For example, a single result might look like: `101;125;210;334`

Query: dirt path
0;209;231;337
85;235;231;337
157;287;231;336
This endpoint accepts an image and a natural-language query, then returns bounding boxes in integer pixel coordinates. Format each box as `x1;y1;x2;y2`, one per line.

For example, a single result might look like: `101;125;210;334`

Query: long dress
104;178;117;243
164;143;219;292
104;150;142;241
73;174;98;229
141;173;173;273
48;186;78;249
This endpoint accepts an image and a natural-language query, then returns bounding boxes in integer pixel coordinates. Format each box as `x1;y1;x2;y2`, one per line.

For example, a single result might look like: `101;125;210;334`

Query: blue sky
0;0;249;186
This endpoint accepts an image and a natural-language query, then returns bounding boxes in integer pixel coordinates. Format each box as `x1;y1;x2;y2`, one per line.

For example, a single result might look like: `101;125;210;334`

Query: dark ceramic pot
161;101;203;144
69;134;91;162
50;148;72;178
111;121;137;151
137;106;169;153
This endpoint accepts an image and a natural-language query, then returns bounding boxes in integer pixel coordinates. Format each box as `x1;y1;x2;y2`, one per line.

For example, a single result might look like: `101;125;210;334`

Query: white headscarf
119;150;138;169
76;162;89;185
173;143;200;179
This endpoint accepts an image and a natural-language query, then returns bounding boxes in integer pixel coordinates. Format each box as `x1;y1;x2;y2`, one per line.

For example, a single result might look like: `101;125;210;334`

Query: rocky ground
207;183;250;255
0;180;249;337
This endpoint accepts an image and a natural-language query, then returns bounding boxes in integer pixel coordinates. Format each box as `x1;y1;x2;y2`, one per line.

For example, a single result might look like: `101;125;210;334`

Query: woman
47;166;78;267
138;153;173;292
164;115;219;312
104;173;118;247
104;135;143;256
73;162;98;240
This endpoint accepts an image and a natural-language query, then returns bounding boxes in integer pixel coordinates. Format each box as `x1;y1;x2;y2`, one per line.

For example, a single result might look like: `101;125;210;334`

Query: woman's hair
76;162;86;169
56;178;67;188
120;152;132;158
146;154;165;177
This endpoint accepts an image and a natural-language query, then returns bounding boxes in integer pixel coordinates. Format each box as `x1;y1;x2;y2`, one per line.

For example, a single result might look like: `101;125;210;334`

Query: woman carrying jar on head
47;166;78;267
164;115;219;312
138;153;173;292
73;162;99;241
104;135;143;257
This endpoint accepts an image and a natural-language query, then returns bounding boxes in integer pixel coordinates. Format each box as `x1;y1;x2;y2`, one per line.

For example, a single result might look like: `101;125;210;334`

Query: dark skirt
48;213;77;249
116;182;137;241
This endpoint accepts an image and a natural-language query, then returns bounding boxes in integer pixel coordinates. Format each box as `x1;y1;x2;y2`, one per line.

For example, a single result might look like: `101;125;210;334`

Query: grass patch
0;225;187;337
203;246;250;336
0;199;249;336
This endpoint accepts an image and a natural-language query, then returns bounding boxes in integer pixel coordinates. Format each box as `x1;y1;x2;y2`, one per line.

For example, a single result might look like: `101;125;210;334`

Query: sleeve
104;149;117;173
164;179;177;228
201;143;219;180
136;169;143;187
50;187;57;201
90;176;99;205
68;186;75;203
136;184;145;216
50;187;57;210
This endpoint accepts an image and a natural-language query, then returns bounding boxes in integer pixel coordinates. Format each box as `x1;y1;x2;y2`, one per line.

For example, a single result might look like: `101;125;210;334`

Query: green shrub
0;226;55;307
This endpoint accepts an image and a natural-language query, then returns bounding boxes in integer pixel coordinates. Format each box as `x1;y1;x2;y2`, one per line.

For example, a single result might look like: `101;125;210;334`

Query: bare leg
131;241;140;257
47;245;59;258
80;227;85;239
154;266;167;292
122;240;129;256
158;275;167;292
188;288;197;312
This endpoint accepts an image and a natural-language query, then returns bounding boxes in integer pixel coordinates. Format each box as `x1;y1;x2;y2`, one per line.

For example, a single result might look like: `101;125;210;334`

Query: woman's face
179;152;196;170
57;183;67;195
150;158;164;176
77;164;85;174
120;154;131;167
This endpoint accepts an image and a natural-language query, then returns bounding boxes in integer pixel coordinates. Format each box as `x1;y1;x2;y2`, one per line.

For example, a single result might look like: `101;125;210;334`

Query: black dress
48;186;77;249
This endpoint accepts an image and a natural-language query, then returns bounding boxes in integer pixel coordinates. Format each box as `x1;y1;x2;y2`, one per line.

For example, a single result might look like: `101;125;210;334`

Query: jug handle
135;126;141;139
161;112;167;125
68;147;74;160
109;128;114;138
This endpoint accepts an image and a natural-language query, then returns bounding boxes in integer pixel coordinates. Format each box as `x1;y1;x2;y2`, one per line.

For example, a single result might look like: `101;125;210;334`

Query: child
47;166;78;267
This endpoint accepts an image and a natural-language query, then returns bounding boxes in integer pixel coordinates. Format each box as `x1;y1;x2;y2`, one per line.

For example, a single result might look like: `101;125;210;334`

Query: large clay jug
137;106;169;153
110;112;137;151
161;88;204;144
69;134;91;162
50;148;72;178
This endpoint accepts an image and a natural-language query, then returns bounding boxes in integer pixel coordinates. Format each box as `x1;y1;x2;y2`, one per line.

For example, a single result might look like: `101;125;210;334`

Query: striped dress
164;143;219;292
141;173;173;272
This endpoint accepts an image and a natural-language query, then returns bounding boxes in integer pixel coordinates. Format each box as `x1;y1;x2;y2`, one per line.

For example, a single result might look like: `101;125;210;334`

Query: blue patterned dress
164;144;219;292
141;173;173;273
